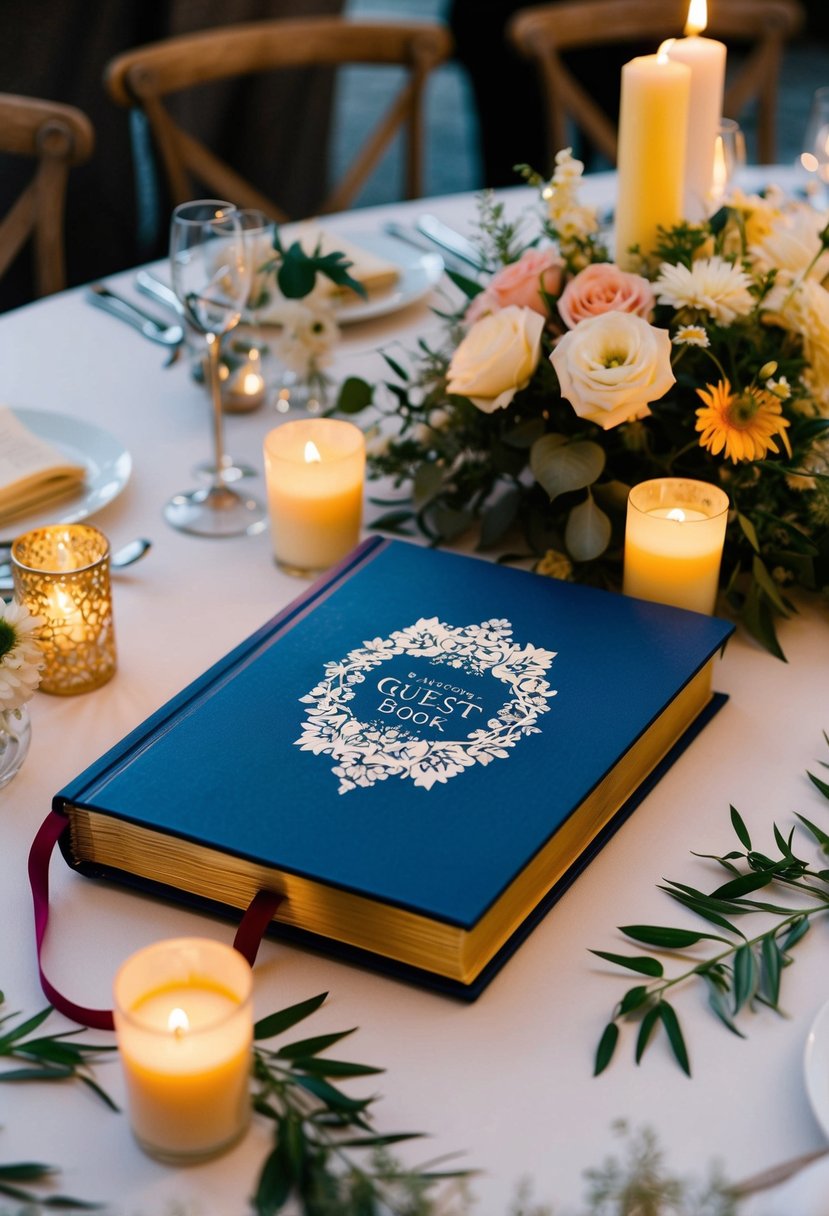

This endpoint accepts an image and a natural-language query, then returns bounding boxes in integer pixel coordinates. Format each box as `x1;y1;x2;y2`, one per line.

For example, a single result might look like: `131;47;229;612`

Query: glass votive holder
623;478;729;615
11;524;117;694
113;937;253;1165
263;418;365;577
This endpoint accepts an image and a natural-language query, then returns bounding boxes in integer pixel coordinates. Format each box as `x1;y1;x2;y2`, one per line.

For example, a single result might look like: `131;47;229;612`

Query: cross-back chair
104;18;453;223
508;0;805;168
0;93;94;298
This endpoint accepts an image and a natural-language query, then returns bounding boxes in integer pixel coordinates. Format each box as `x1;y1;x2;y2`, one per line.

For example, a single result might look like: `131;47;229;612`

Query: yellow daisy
695;378;793;463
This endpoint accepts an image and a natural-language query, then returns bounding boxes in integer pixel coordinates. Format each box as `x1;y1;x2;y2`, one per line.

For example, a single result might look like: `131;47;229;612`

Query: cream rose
557;262;655;329
550;312;675;430
447;306;544;413
465;247;563;323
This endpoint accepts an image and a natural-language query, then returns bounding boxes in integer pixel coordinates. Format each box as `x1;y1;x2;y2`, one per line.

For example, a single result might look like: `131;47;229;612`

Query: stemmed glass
709;118;746;211
165;200;266;537
799;87;829;208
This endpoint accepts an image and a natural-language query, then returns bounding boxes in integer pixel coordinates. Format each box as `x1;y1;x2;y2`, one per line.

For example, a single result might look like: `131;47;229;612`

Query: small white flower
270;299;339;374
766;374;791;400
672;324;710;348
655;256;755;325
0;599;44;710
542;147;598;244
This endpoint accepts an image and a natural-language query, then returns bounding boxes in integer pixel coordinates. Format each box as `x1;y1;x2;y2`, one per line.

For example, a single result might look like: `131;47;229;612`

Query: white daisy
655;256;755;325
672;324;710;347
766;374;791;400
0;599;44;709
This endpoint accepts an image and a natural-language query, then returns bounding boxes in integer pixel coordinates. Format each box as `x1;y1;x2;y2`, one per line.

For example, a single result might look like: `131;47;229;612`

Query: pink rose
465;247;563;323
557;263;655;329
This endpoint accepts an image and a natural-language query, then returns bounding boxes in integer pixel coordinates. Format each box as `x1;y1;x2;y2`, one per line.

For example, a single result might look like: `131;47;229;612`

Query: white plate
329;231;444;324
804;998;829;1137
3;408;132;533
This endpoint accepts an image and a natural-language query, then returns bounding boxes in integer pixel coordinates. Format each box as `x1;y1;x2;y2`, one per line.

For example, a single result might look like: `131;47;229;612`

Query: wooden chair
0;93;94;298
104;18;453;223
507;0;805;167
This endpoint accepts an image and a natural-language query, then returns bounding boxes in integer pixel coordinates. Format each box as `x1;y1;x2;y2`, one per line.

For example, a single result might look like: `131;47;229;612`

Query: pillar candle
263;418;365;576
615;50;691;269
623;478;729;615
113;937;253;1164
667;0;727;219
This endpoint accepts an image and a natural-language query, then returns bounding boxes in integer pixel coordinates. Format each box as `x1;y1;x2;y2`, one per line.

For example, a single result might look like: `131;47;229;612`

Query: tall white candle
667;0;727;219
114;938;253;1163
615;49;690;269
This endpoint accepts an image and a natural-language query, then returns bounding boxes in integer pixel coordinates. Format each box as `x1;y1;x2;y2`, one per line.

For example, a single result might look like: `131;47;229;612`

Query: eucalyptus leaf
705;980;745;1038
594;1022;619;1075
276;1028;356;1060
730;806;752;850
620;925;725;949
336;376;373;414
564;493;612;562
590;950;663;977
658;1003;690;1076
635;1006;660;1064
795;812;829;850
732;944;758;1013
737;512;760;553
760;935;782;1007
254;992;328;1040
478;488;521;549
710;869;779;899
530;437;605;501
618;986;651;1014
808;770;829;799
752;555;792;617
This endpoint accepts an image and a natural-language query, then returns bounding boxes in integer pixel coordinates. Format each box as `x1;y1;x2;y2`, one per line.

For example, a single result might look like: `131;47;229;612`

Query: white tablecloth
1;170;828;1214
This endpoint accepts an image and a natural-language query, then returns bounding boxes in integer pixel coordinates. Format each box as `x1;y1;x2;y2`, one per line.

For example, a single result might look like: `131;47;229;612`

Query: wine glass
799;87;829;208
709;118;746;211
166;200;266;537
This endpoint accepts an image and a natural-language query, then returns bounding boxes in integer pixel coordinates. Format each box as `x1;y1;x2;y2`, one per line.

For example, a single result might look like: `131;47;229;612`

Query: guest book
54;538;733;998
0;407;86;524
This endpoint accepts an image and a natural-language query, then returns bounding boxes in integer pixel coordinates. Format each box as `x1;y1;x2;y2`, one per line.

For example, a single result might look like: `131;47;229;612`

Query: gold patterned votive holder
11;524;117;695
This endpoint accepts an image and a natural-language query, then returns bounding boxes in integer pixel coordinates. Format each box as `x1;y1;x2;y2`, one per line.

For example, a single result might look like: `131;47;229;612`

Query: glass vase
0;705;32;789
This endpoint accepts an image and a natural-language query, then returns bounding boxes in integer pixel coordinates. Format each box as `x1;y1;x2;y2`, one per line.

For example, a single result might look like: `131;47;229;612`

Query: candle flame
684;0;707;36
242;370;264;395
304;440;322;464
167;1007;190;1037
666;508;687;522
657;38;675;64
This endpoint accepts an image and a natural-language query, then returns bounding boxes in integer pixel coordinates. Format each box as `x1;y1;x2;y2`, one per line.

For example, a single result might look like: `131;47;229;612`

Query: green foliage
594;731;829;1076
0;1001;116;1109
251;993;469;1215
268;231;366;301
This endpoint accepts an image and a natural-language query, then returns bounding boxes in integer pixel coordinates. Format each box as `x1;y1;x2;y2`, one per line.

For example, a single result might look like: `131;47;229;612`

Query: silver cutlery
0;536;151;594
134;269;184;316
86;283;184;348
414;214;485;273
383;222;464;276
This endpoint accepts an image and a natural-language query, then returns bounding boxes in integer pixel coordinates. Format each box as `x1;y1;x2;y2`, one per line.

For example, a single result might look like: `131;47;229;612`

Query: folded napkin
0;407;86;525
278;224;400;299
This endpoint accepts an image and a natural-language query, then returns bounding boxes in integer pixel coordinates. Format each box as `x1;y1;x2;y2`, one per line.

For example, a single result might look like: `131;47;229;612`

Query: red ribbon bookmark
28;808;283;1030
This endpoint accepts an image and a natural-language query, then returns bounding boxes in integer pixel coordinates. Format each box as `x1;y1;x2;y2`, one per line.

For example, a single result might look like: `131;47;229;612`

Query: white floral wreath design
295;617;557;794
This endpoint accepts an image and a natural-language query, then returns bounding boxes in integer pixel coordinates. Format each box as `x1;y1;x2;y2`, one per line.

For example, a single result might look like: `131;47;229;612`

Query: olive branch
594;731;829;1076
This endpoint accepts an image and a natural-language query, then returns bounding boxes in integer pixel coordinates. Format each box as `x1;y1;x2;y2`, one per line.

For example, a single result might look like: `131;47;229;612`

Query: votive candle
113;937;253;1164
10;524;116;694
623;478;729;615
264;418;365;576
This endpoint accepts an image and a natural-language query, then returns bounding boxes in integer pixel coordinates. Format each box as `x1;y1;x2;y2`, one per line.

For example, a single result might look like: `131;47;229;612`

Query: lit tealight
304;440;322;464
666;508;686;522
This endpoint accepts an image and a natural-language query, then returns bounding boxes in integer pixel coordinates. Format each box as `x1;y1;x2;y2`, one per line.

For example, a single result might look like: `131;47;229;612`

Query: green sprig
593;733;829;1076
250;992;470;1215
0;1001;117;1110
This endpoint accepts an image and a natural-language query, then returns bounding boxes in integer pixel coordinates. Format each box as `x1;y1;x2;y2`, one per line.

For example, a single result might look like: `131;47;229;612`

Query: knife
414;214;485;273
135;269;184;316
86;284;184;347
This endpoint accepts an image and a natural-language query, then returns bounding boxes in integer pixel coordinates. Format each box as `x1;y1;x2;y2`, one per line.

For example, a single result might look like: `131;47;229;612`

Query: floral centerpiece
340;150;829;656
0;597;43;785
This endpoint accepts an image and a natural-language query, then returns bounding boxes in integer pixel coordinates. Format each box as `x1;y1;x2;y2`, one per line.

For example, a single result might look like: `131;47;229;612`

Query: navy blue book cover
57;538;733;994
